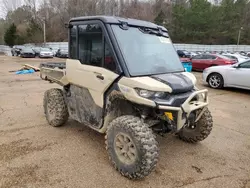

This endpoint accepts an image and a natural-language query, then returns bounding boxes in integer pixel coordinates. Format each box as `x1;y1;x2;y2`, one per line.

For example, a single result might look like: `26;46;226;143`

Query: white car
203;60;250;90
222;53;249;63
190;52;197;57
51;47;59;56
39;48;54;58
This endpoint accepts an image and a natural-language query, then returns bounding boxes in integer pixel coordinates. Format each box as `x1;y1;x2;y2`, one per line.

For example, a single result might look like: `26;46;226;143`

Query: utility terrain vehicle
40;16;213;179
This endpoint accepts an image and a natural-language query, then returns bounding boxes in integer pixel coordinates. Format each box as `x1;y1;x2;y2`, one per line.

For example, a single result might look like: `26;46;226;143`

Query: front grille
155;91;193;107
171;96;189;107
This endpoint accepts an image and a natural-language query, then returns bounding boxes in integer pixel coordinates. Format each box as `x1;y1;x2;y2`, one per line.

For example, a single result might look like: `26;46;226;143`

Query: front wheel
208;73;224;89
105;115;159;179
178;108;213;143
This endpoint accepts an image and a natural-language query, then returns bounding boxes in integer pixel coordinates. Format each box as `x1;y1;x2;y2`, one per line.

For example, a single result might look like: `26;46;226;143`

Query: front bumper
158;89;208;130
39;54;53;58
202;70;209;83
59;54;68;58
21;53;35;58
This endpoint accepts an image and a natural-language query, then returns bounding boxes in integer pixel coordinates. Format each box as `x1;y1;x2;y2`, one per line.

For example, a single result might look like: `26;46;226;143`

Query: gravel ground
0;55;249;188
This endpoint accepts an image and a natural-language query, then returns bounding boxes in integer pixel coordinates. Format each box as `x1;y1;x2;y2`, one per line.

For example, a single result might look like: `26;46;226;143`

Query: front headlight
135;88;167;99
137;89;155;98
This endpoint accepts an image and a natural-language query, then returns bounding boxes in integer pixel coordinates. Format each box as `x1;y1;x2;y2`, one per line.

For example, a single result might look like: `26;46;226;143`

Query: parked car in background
222;53;249;63
20;48;35;58
246;52;250;57
191;54;237;71
177;50;191;58
203;60;250;90
239;51;247;56
55;49;68;58
51;47;60;56
39;48;54;58
189;52;197;57
11;45;25;56
32;47;41;57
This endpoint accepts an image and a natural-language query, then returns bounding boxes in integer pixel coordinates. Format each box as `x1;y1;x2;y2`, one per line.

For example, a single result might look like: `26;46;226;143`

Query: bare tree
0;0;161;43
1;0;23;17
24;0;38;19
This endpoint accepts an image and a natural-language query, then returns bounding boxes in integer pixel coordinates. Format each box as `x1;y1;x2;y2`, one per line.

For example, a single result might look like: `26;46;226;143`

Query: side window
193;55;201;59
103;40;117;72
78;24;102;67
202;55;209;59
210;55;217;60
239;61;250;68
200;55;206;59
206;55;216;60
70;25;77;59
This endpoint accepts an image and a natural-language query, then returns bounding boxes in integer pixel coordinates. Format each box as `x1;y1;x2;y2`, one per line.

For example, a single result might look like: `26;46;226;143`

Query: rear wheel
43;88;69;127
208;73;224;89
178;108;213;143
105;115;159;179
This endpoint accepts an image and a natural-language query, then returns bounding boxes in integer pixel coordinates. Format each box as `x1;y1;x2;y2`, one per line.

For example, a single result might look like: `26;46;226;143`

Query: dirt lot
0;55;249;188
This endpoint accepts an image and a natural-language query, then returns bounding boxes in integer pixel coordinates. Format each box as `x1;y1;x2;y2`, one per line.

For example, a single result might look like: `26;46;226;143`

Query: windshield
223;55;236;59
61;49;68;52
41;48;51;51
183;50;190;54
22;48;33;52
111;25;184;76
15;45;25;49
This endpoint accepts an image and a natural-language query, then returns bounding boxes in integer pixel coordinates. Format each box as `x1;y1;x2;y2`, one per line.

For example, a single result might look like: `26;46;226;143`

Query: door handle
96;75;104;80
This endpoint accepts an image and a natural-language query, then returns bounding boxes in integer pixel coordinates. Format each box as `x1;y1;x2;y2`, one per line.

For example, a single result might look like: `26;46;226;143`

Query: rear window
216;55;231;60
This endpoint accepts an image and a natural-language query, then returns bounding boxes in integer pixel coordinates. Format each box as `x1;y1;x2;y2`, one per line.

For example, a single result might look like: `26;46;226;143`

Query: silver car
203;60;250;90
39;48;54;58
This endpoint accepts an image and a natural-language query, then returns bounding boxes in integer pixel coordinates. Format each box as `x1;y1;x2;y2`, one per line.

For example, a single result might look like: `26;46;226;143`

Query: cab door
66;21;121;128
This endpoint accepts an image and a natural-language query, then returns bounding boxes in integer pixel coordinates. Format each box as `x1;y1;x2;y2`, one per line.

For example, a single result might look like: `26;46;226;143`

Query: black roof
69;16;167;32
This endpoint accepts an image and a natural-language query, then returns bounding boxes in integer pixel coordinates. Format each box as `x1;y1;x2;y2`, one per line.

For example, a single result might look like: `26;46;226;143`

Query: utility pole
43;19;46;45
237;27;243;51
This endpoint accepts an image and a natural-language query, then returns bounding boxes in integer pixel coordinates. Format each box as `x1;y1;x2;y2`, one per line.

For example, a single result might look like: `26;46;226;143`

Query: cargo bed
40;62;68;86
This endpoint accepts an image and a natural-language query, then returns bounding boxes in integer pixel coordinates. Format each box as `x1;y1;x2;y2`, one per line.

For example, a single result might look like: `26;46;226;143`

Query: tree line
1;0;250;46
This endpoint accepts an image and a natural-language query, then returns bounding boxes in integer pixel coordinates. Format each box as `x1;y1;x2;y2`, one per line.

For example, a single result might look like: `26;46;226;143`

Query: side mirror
65;23;73;28
233;65;239;68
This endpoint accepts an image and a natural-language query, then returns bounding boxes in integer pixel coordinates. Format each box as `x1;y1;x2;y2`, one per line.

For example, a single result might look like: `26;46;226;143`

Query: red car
191;54;237;71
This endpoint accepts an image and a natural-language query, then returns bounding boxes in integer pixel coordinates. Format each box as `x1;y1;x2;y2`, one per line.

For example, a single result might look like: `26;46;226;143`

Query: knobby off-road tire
105;115;159;180
178;108;213;143
43;88;69;127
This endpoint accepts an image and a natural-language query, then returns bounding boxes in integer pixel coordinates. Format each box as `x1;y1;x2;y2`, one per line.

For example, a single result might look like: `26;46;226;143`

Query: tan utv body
40;16;213;180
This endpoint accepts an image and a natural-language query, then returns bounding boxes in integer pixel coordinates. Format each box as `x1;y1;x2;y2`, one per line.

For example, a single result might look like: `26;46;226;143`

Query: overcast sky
0;0;41;19
0;0;23;18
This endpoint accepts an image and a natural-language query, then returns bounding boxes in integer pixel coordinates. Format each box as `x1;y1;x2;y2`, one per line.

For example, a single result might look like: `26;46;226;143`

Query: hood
151;72;195;94
40;51;53;53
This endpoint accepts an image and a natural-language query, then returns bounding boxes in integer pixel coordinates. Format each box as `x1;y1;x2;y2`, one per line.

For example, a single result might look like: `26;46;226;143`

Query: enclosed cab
41;16;213;180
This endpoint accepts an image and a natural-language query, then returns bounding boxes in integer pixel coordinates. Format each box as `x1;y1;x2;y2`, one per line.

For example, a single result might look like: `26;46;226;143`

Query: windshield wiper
139;28;169;38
